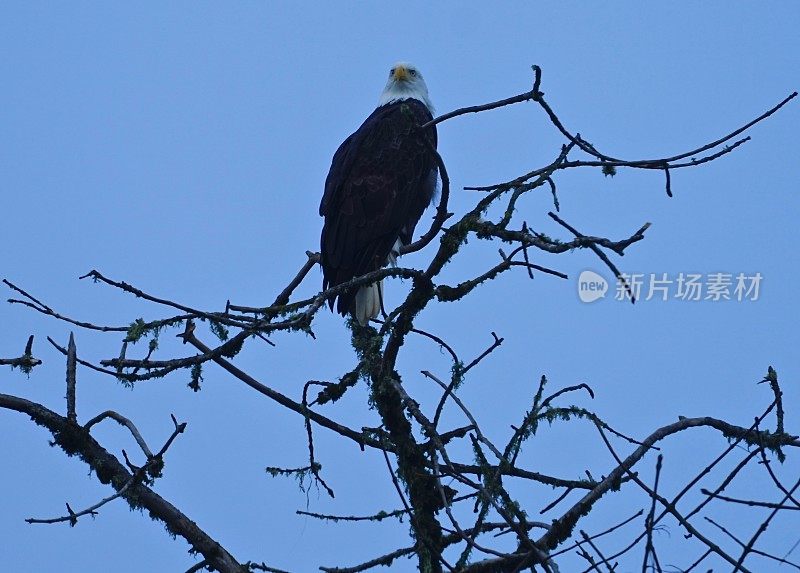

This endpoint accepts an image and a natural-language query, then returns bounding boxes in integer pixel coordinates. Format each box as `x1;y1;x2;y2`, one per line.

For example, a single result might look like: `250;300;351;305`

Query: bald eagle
320;62;438;325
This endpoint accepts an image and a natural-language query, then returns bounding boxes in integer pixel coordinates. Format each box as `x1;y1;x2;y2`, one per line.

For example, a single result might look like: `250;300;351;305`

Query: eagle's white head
378;62;434;113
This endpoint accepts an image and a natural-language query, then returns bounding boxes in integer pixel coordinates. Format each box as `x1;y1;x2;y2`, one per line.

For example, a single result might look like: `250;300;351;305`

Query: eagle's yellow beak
393;65;409;81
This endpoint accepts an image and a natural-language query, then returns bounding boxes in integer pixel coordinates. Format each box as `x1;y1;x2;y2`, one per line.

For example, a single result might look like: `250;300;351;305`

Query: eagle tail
354;281;383;326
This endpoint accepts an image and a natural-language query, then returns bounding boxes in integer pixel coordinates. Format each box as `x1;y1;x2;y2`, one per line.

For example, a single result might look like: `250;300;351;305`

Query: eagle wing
320;100;437;315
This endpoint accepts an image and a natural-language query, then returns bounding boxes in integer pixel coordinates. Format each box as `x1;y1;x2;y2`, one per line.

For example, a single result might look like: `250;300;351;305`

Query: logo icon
578;270;608;303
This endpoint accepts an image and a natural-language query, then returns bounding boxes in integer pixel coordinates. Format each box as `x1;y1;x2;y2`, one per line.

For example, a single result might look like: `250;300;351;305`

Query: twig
700;489;800;510
84;410;154;458
548;510;643;560
271;251;320;307
296;492;478;524
419;76;541;130
0;335;42;370
682;549;713;573
79;270;252;329
641;454;663;573
461;332;504;376
547;212;648;303
65;333;77;423
732;452;800;570
705;516;800;571
26;479;136;526
302;381;335;499
432;331;503;430
580;529;616;573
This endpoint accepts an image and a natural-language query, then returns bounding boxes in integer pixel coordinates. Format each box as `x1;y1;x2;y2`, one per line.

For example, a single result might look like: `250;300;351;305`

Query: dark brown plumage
320;97;438;322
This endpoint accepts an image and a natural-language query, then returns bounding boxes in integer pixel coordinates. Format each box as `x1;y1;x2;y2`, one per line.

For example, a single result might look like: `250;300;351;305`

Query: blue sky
1;3;798;571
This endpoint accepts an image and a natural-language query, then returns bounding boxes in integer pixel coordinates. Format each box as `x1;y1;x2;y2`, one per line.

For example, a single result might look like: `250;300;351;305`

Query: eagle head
378;61;434;113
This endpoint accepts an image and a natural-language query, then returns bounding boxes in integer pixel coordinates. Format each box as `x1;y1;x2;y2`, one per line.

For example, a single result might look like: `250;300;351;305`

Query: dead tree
1;66;798;573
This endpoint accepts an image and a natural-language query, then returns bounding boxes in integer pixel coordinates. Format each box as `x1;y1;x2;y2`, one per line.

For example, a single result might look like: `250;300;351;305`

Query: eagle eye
410;69;417;77
389;68;395;76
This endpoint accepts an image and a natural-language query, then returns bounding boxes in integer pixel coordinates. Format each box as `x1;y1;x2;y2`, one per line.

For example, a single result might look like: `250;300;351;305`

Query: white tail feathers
353;241;399;325
354;281;383;326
